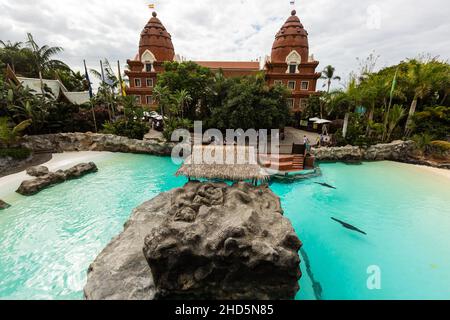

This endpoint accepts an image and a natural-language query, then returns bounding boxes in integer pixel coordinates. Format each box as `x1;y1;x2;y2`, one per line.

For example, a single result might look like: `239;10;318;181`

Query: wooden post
117;60;124;97
84;60;97;133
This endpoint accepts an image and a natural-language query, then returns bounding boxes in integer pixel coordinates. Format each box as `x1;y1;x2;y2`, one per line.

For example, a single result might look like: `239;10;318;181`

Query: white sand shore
0;151;114;199
414;164;450;181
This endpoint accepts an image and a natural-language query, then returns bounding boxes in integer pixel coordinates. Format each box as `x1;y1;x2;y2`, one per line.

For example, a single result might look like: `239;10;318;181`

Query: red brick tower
265;10;320;113
125;12;175;107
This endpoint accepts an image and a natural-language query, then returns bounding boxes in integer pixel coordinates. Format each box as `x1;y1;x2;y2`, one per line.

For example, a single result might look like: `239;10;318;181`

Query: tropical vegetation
1;34;449;157
304;56;449;149
154;61;291;138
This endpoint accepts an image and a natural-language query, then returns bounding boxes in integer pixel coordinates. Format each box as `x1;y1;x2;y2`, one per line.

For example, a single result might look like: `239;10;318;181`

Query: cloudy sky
1;0;449;88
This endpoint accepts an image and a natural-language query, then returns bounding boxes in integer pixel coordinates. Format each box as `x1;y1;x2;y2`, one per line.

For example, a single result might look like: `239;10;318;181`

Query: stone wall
312;140;416;162
21;134;418;163
21;133;175;156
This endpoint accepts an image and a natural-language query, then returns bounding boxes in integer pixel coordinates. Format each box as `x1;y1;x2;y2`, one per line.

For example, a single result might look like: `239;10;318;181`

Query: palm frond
12;119;32;136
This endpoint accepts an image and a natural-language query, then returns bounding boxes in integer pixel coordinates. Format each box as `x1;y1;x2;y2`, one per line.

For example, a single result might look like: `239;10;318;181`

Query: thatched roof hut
176;145;270;183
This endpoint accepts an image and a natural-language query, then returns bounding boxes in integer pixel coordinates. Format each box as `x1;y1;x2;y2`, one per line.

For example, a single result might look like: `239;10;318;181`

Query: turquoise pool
0;154;449;300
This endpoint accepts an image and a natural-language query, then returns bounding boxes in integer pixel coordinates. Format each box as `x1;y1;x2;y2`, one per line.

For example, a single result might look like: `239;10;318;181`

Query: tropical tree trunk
405;98;418;135
90;103;98;133
366;104;374;135
320;100;323;119
327;80;331;94
39;70;45;96
440;91;448;105
343;113;350;138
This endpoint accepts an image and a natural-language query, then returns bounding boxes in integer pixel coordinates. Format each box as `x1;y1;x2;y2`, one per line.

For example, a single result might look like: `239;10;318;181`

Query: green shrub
431;140;450;151
102;119;149;140
163;118;193;141
412;106;450;140
412;133;434;155
430;140;450;159
0;147;31;160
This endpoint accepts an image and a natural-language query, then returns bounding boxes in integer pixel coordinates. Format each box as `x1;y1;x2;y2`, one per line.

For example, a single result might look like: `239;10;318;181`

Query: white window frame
146;95;153;105
274;80;283;86
301;81;309;90
134;95;141;104
288;81;296;90
289;64;297;74
146;78;154;88
285;50;301;74
141;50;156;72
287;98;295;109
134;78;142;87
145;63;153;73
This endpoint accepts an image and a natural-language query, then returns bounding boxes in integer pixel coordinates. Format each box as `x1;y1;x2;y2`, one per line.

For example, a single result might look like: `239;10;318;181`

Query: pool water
0;154;449;300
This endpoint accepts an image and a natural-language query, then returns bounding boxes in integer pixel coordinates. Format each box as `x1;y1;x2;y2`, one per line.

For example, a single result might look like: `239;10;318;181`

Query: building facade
265;10;321;113
126;10;320;113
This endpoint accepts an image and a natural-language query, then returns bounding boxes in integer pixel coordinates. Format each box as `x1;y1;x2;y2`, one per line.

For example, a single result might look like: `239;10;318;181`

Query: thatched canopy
176;145;270;182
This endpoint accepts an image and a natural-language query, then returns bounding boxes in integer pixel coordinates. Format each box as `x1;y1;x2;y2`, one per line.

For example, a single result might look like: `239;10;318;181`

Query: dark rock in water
0;199;11;210
16;162;98;196
26;166;50;177
84;182;302;300
64;162;98;180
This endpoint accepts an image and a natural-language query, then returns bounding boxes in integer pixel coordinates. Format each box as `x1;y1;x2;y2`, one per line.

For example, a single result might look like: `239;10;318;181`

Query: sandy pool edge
0;151;115;199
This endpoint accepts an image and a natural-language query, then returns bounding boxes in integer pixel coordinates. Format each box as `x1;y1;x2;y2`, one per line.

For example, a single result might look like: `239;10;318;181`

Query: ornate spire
139;12;175;62
271;10;309;63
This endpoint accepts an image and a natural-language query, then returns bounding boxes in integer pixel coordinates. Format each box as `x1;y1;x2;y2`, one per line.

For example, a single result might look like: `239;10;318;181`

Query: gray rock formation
312;140;416;162
26;166;50;177
0;155;32;175
312;145;363;161
21;134;416;163
22;133;174;156
16;162;98;196
0;199;11;210
84;182;302;300
364;140;416;161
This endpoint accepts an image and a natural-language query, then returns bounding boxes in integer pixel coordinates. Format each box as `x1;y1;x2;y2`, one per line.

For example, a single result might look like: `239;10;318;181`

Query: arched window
285;50;301;74
141;50;157;72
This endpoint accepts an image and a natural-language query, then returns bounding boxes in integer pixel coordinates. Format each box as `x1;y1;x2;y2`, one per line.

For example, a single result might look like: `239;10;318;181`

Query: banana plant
0;117;32;147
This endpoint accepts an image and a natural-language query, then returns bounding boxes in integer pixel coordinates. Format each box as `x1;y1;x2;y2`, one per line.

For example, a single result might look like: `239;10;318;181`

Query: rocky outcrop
16;162;98;196
0;155;32;175
26;166;50;177
312;140;416;162
312;145;363;161
84;182;302;300
21;133;174;156
0;200;11;210
364;140;416;161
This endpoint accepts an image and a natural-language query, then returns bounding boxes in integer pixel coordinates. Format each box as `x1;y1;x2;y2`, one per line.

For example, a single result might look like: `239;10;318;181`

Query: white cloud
1;0;449;89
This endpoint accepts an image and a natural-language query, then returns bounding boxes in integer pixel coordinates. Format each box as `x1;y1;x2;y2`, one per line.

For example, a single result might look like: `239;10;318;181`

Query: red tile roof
195;61;260;70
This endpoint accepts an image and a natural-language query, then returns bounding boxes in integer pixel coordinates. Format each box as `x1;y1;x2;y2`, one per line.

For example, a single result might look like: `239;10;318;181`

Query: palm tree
321;65;341;93
360;74;389;134
26;33;69;94
342;77;361;138
404;60;436;136
387;104;406;141
90;59;121;119
174;89;192;119
153;85;171;120
0;40;23;72
90;59;119;92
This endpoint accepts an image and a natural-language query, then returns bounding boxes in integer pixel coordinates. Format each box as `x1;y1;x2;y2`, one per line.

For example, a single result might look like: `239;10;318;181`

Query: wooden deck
259;153;309;173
